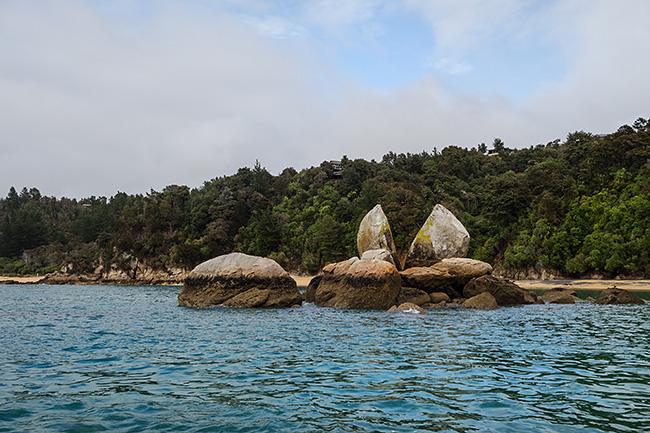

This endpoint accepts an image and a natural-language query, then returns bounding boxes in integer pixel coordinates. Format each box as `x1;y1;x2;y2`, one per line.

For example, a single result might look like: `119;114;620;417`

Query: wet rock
312;258;401;309
360;248;397;267
542;287;579;304
463;275;535;306
422;301;446;309
178;252;303;308
404;204;470;269
398;286;431;306
388;302;428;315
304;275;322;303
429;292;451;304
595;287;645;305
399;267;458;298
357;205;398;267
462;292;499;310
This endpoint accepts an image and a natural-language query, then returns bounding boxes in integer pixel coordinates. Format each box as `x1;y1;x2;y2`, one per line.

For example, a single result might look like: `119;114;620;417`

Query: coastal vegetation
1;118;649;279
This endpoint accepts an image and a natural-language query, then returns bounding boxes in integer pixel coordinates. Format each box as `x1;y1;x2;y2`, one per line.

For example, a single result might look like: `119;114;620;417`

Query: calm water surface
1;284;649;432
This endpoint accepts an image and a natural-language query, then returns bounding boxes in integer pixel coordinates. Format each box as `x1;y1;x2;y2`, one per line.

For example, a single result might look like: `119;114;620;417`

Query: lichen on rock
404;204;470;269
357;204;398;267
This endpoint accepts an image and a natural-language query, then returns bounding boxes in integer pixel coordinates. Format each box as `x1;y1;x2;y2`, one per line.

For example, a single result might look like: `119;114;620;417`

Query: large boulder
404;204;470;269
462;292;499;310
178;252;303;308
430;258;492;288
357;205;399;268
360;248;397;267
463;275;537;306
399;267;458;298
311;258;401;309
595;287;645;305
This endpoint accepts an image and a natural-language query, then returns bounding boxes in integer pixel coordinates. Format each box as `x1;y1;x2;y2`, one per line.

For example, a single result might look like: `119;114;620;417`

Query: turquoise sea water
1;284;649;433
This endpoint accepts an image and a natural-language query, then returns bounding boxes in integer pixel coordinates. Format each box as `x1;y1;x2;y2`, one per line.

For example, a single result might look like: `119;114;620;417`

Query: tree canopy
1;118;649;278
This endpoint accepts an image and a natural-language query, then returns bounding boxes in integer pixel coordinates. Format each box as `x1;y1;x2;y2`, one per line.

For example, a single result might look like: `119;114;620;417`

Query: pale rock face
190;252;289;279
360;248;396;267
357;205;397;259
178;252;302;308
404;205;470;269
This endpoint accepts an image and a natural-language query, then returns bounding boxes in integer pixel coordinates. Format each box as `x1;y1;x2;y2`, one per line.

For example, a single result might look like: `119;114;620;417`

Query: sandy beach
0;275;45;283
292;276;313;287
516;279;650;292
2;274;649;292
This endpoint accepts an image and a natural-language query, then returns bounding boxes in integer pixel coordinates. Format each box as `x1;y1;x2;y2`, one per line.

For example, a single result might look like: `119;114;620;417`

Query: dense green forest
2;118;649;279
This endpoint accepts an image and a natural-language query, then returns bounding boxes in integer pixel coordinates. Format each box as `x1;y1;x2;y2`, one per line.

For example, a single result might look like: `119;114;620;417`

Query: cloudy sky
1;0;649;198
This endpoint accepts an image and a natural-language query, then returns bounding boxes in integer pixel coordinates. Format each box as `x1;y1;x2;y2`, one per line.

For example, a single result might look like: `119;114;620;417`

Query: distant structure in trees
331;160;342;177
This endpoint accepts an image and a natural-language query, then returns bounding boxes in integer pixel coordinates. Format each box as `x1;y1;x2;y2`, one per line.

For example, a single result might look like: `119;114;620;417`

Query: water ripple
0;285;649;432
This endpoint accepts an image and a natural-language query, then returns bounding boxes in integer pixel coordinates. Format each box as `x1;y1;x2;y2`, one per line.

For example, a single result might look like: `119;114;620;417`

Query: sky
1;0;649;198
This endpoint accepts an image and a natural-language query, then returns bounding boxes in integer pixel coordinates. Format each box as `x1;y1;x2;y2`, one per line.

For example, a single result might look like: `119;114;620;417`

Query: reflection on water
0;284;649;432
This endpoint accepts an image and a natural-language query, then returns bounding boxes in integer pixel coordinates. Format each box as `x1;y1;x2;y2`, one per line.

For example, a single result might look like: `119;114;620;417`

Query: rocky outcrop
399;267;457;298
309;258;401;309
398;286;431;306
462;292;498;310
542;287;579;304
594;287;645;305
357;205;398;268
388;302;428;315
178;253;303;308
404;205;470;269
463;275;538;306
360;248;396;267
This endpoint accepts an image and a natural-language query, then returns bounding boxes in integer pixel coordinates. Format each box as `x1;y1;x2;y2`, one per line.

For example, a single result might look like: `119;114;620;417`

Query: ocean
1;284;649;432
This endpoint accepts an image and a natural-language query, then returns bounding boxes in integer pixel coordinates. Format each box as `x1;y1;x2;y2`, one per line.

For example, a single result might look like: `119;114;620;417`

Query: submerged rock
357;205;398;267
311;258;401;309
404;204;470;269
388;302;428;315
462;292;499;310
178;252;303;308
463;275;537;306
595;287;645;305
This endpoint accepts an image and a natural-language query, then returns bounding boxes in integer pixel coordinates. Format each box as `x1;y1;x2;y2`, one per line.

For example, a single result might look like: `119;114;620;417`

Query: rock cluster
179;204;647;312
178;253;303;308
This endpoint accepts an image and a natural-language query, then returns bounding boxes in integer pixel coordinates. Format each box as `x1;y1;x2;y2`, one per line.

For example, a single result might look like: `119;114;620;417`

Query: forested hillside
2;119;649;279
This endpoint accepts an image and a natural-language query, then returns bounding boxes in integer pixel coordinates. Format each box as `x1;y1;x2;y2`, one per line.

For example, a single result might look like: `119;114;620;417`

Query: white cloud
240;15;306;39
428;57;473;76
0;0;649;199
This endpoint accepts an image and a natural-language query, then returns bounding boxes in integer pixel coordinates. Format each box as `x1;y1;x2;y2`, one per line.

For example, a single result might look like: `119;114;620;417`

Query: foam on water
1;284;649;432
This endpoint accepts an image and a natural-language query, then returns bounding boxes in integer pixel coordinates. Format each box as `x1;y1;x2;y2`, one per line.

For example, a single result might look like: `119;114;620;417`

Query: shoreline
516;279;650;292
2;275;650;292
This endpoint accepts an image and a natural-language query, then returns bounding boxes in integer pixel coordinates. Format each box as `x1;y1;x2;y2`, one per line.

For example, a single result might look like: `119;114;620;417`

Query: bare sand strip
516;279;650;292
292;276;313;287
0;275;46;283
